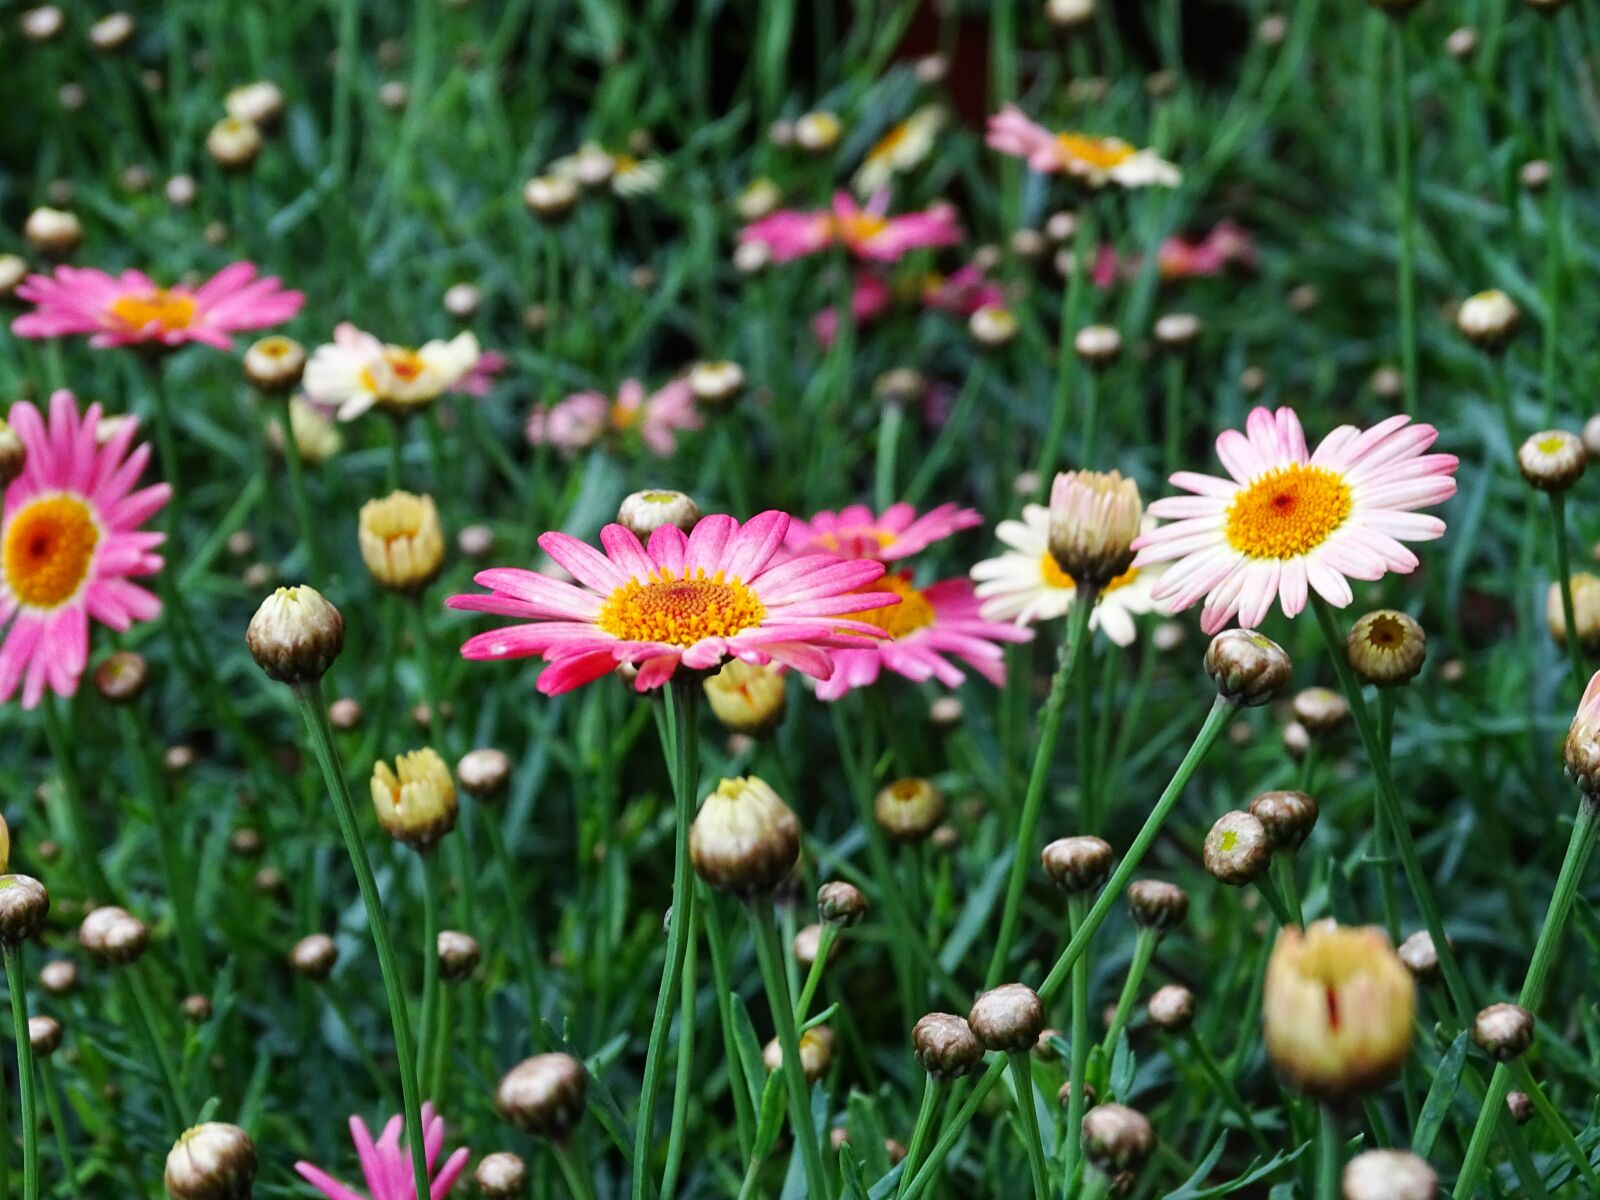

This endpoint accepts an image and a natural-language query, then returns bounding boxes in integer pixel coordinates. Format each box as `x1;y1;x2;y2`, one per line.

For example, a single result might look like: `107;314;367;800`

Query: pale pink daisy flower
1132;407;1458;634
986;105;1180;188
739;191;961;264
11;262;303;350
448;510;894;694
785;502;981;562
295;1104;468;1200
812;573;1033;700
304;323;480;420
527;378;702;457
0;390;170;708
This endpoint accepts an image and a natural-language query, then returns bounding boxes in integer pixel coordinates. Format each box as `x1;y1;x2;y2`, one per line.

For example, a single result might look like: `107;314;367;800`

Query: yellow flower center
869;122;910;162
834;212;889;244
1056;133;1135;170
359;348;428;396
1037;552;1138;594
850;573;935;640
3;496;99;609
596;569;766;646
815;527;896;556
1225;465;1353;560
108;288;196;332
1537;434;1568;455
611;402;640;431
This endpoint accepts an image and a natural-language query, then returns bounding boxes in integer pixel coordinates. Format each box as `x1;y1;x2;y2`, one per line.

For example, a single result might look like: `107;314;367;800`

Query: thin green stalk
1270;853;1305;928
4;946;39;1200
275;394;326;581
874;401;904;513
1080;368;1102;471
553;1140;600;1200
750;902;829;1200
1254;871;1295;929
1539;18;1563;423
296;682;430;1200
416;857;442;1086
1006;1052;1049;1200
632;681;700;1200
986;590;1097;987
1036;206;1096;487
1064;896;1092;1186
795;923;838;1022
1510;1058;1600;1191
1309;596;1473;1025
701;897;755;1160
39;698;109;899
324;987;398;1106
37;1060;80;1200
1550;492;1585;682
1372;690;1402;943
1098;927;1156;1062
1179;1030;1272;1159
1162;353;1188;477
120;968;191;1125
894;1077;940;1200
1391;22;1418;415
660;899;698;1200
481;813;547;1047
1316;1105;1341;1200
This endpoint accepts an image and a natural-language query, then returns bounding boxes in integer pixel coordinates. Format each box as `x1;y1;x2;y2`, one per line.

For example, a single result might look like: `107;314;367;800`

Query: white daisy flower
853;106;945;196
304;323;480;421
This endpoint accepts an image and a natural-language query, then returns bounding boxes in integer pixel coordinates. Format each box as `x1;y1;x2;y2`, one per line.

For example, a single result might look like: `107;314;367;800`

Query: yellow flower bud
703;660;786;736
358;492;445;593
370;748;457;852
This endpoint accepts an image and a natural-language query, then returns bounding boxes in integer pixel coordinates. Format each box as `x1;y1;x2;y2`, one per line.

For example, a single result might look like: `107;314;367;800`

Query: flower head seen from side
448;510;896;695
526;377;702;458
295;1104;468;1200
0;390;170;708
303;323;481;421
739;191;961;264
853;106;945;196
986;105;1180;188
1132;407;1458;633
785;502;982;562
970;505;1161;645
11;263;303;350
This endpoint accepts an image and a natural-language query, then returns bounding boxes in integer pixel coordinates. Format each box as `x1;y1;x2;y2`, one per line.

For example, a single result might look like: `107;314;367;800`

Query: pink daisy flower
812;573;1033;701
986;105;1180;188
739;191;961;264
922;263;1006;316
11;263;303;350
527;378;702;458
451;349;508;397
295;1104;468;1200
1132;407;1458;634
785;502;982;562
812;273;893;345
448;510;895;694
0;390;170;708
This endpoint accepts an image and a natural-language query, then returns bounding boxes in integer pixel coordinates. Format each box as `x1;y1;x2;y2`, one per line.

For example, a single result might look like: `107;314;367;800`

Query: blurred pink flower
741;191;961;264
812;273;893;345
1093;220;1257;288
986;106;1179;188
295;1104;468;1200
527;378;702;457
922;264;1005;315
786;502;982;562
11;263;303;350
451;350;508;397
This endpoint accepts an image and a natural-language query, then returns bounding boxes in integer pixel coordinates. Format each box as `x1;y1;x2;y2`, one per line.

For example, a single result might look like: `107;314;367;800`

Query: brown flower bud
1249;790;1319;850
874;778;945;842
1204;630;1291;706
39;960;77;995
1518;430;1585;492
1472;1003;1534;1061
496;1053;588;1140
243;336;306;394
1341;1150;1437;1200
1397;930;1440;984
817;881;867;927
93;651;149;703
456;748;512;800
28;1015;62;1056
1147;985;1194;1032
246;586;344;684
182;994;213;1023
967;983;1044;1052
1048;470;1142;588
792;924;837;971
474;1153;526;1198
165;1123;257;1200
289;934;337;981
1041;836;1114;894
1057;1079;1097;1109
0;876;50;945
1346;610;1426;686
79;905;148;963
1074;324;1122;369
207;118;263;171
1292;687;1348;734
438;931;481;982
328;698;363;730
1506;1091;1534;1124
616;489;702;540
687;362;744;406
689;777;800;896
1203;811;1272;886
1127;880;1188;931
1080;1104;1155;1174
764;1026;835;1083
1153;312;1201;351
1455;289;1519;351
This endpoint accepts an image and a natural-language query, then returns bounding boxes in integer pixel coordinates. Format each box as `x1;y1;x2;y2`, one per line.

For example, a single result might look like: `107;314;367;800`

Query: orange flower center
1037;551;1138;593
596;569;766;646
850;572;935;640
815;527;896;557
611;402;640;431
869;122;910;162
108;288;196;332
3;495;99;609
834;212;889;245
1056;133;1135;170
1225;465;1353;560
359;348;428;396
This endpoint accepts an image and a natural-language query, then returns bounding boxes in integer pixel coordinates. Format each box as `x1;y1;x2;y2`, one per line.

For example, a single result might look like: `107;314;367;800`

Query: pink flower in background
528;378;702;457
1133;407;1458;633
295;1105;468;1200
740;191;961;264
812;273;893;345
1093;221;1257;288
786;502;982;562
451;350;508;397
922;264;1005;315
448;511;895;694
0;391;170;708
11;263;302;350
986;106;1180;188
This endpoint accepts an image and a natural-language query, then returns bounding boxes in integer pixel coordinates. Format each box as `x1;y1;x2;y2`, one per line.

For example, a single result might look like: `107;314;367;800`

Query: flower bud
967;983;1044;1052
243;337;306;394
1564;671;1600;793
1073;325;1122;369
523;175;579;220
182;994;213;1023
689;776;800;896
928;696;963;731
1248;790;1319;850
703;660;786;736
1048;470;1141;588
24;207;81;258
442;283;480;321
289;933;337;981
792;924;837;970
1041;836;1114;894
0;420;27;489
764;1026;834;1083
736;178;781;222
93;650;149;703
1263;920;1414;1100
1520;159;1552;192
21;7;64;41
1506;1091;1534;1124
1147;984;1194;1032
688;361;744;406
359;492;445;593
1518;430;1585;492
328;698;363;730
79;905;148;963
89;12;135;50
1341;1150;1437;1200
1154;312;1201;352
371;748;457;852
496;1053;588;1140
246;586;344;684
39;960;76;995
1455;289;1519;351
1047;0;1095;28
616;489;702;540
1445;26;1479;59
1546;574;1600;652
1127;880;1188;931
1397;930;1440;984
28;1015;62;1056
1292;687;1348;734
1472;1003;1533;1061
459;524;495;559
1080;1104;1155;1174
165;1123;257;1200
817;881;867;927
874;778;945;842
969;305;1017;347
1344;609;1426;687
207;118;263;171
1057;1079;1097;1109
912;1012;982;1080
1205;629;1291;706
0;876;49;945
457;748;512;800
1203;811;1272;886
438;930;481;982
474;1153;526;1199
225;81;285;129
794;111;841;152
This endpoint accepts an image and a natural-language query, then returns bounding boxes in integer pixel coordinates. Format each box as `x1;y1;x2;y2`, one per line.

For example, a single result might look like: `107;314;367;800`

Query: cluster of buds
80;905;150;963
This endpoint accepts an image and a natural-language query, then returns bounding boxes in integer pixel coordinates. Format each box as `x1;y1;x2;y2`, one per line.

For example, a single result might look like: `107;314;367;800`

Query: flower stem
1179;1029;1273;1159
1037;205;1096;487
415;856;441;1087
481;813;547;1048
1063;895;1092;1187
1391;22;1418;416
273;394;326;581
700;895;755;1159
118;967;191;1125
36;1060;80;1200
749;901;829;1200
1550;492;1585;682
1316;1105;1341;1200
1100;926;1158;1068
1269;853;1305;928
659;918;698;1200
986;590;1097;987
1006;1052;1050;1200
4;945;39;1200
795;923;838;1023
38;698;109;900
632;680;700;1200
1510;1058;1600;1191
894;1077;940;1200
1539;18;1564;424
553;1140;600;1200
874;400;904;513
295;681;430;1200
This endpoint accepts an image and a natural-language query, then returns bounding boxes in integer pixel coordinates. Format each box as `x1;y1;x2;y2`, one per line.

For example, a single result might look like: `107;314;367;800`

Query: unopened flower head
0;875;49;945
1263;920;1414;1100
89;11;134;50
1041;835;1113;894
226;81;285;128
616;490;702;540
438;930;481;981
271;397;343;464
912;1012;982;1079
1292;686;1348;733
1203;810;1272;885
1517;429;1585;492
289;933;338;980
690;776;800;896
79;904;148;963
371;748;458;851
1249;789;1319;850
359;491;445;593
1346;609;1425;686
969;304;1016;347
1080;1104;1155;1174
703;660;786;736
165;1123;257;1200
764;1026;835;1082
207;118;263;170
874;777;945;842
1547;574;1600;652
1342;1150;1437;1200
1455;289;1519;350
1472;1003;1534;1061
1147;984;1195;1032
247;585;344;684
523;175;580;220
244;336;307;393
474;1154;525;1199
1204;629;1291;706
1074;324;1122;369
456;747;512;800
23;207;81;257
794;111;842;152
817;880;867;926
1127;879;1188;931
736;178;781;222
687;361;744;405
1048;470;1142;589
968;983;1045;1051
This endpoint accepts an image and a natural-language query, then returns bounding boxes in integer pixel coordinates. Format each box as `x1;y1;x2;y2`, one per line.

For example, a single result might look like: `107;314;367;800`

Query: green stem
37;1061;80;1200
1162;353;1187;478
1064;896;1092;1186
1372;690;1403;943
701;897;755;1160
553;1140;600;1200
986;590;1098;986
795;924;838;1023
1007;1052;1050;1200
1511;1058;1600;1191
416;857;441;1086
1098;927;1156;1062
1270;853;1305;928
1391;22;1418;416
275;394;326;581
1551;492;1586;682
481;813;547;1048
296;682;430;1200
39;699;108;900
1253;872;1295;929
632;681;700;1200
120;968;191;1125
1181;1030;1273;1159
894;1077;940;1200
874;402;904;513
659;896;698;1200
1539;18;1563;424
1036;206;1096;487
750;902;829;1200
4;947;38;1200
1316;1105;1341;1200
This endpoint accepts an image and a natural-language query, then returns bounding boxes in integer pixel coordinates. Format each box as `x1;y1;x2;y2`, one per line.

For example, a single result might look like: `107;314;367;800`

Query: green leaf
731;993;769;1119
1413;1030;1469;1159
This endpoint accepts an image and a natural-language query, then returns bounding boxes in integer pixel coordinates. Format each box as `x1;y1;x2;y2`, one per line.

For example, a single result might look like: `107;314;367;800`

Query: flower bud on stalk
24;207;82;258
1471;1003;1534;1061
1041;836;1113;894
370;749;457;852
1048;470;1141;589
165;1123;257;1200
28;1015;61;1056
359;492;446;593
1080;1104;1155;1175
874;778;945;842
967;983;1045;1052
1518;430;1586;492
817;881;866;927
1202;811;1272;886
1345;610;1425;686
1506;1091;1534;1124
616;489;701;540
207;118;263;171
496;1053;588;1141
438;931;481;982
1547;573;1600;652
1292;687;1348;734
1341;1150;1437;1200
1455;289;1520;351
474;1153;526;1199
243;336;307;394
689;776;800;896
289;934;337;981
687;361;744;406
763;1026;834;1083
1127;880;1188;931
1147;984;1195;1032
1073;325;1122;370
1397;930;1441;984
1564;671;1600;794
791;924;836;970
93;650;149;703
0;876;48;945
703;660;785;736
1204;629;1291;706
912;1012;982;1080
456;748;511;800
246;586;344;685
79;905;148;963
1249;790;1319;850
